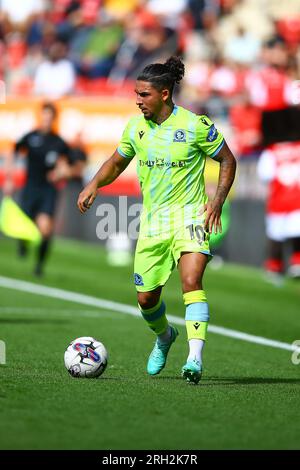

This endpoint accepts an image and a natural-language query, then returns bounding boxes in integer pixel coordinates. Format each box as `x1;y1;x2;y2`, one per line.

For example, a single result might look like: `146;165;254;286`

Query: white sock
188;339;205;364
158;325;172;344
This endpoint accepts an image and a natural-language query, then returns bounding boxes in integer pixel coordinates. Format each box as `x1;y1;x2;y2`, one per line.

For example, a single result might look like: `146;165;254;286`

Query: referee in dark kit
6;102;86;276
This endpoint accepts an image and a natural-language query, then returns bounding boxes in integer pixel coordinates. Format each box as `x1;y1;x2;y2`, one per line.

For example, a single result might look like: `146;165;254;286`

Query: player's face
135;81;168;121
40;108;55;133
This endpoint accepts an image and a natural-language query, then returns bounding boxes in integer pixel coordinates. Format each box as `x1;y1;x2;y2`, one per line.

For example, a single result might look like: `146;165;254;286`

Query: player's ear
161;88;170;102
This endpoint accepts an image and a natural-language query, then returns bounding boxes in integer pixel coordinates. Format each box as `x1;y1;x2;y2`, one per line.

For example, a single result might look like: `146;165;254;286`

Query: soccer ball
64;336;108;378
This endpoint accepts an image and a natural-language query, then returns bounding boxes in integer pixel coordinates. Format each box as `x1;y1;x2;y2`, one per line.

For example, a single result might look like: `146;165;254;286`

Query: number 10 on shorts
186;224;206;245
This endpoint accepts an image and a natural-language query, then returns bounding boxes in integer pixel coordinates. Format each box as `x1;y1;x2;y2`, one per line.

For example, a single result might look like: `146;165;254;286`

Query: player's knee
36;215;53;238
182;276;202;293
137;291;160;310
39;226;53;239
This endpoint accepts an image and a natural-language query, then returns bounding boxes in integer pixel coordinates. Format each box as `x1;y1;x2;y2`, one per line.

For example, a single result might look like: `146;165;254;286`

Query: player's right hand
204;200;222;234
77;182;98;214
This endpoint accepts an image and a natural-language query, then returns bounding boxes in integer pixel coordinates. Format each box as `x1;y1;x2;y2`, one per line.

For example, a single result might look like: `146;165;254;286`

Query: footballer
77;56;236;384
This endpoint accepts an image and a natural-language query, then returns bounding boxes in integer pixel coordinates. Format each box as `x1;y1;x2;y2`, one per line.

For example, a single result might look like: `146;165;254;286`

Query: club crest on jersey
206;125;218;142
173;129;186;142
134;273;144;286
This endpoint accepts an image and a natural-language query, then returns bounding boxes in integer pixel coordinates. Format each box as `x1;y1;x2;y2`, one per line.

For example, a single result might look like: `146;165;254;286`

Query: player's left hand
203;201;222;234
77;181;98;214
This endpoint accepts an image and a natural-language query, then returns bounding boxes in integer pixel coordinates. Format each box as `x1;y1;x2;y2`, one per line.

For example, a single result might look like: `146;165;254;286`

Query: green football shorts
134;220;211;292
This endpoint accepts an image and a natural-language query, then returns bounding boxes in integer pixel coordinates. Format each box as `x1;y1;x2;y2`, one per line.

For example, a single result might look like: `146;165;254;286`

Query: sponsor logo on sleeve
206;125;218;142
134;273;144;286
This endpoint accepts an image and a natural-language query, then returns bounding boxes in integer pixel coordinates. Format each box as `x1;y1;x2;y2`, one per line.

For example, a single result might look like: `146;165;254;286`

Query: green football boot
147;326;178;376
182;359;202;384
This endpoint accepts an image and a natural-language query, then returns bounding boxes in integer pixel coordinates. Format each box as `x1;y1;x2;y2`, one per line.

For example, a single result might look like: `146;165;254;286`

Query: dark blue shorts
20;185;58;219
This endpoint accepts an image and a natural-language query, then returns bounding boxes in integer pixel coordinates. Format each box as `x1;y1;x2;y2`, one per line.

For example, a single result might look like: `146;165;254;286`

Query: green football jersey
117;105;224;236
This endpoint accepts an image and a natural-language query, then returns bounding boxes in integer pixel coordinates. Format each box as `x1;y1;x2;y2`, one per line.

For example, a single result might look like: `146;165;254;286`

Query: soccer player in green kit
78;56;236;384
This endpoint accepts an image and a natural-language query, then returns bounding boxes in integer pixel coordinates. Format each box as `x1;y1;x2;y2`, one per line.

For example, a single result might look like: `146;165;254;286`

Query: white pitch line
0;275;297;352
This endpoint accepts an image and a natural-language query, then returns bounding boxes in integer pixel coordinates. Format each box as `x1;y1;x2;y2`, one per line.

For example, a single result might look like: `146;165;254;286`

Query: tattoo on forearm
213;144;236;205
214;184;229;205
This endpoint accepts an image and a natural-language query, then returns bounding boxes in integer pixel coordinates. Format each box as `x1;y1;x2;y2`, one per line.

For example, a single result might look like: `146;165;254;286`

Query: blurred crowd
1;0;300;277
1;1;300;114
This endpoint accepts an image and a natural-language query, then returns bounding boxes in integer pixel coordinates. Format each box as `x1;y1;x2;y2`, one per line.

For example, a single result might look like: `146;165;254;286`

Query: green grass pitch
0;236;299;450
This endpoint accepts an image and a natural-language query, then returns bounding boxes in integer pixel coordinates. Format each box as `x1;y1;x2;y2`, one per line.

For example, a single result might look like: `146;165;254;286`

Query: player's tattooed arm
204;141;236;234
77;149;132;213
213;142;236;205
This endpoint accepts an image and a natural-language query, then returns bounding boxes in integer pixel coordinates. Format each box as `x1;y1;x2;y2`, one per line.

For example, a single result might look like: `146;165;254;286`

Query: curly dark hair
137;56;185;94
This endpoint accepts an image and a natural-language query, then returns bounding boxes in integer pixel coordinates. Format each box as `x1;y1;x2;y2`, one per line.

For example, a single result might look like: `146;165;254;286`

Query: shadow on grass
152;376;300;386
203;377;300;386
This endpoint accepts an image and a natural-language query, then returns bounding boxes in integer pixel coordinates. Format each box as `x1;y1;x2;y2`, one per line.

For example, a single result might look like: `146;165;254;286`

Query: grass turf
0;236;299;450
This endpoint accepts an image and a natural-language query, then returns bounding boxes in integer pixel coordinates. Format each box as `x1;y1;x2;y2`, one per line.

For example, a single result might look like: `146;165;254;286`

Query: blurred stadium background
1;0;300;266
1;0;300;451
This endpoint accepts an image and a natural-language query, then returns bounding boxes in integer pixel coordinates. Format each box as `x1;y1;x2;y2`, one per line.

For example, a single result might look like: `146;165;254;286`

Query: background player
78;56;236;384
257;140;300;280
4;102;86;276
